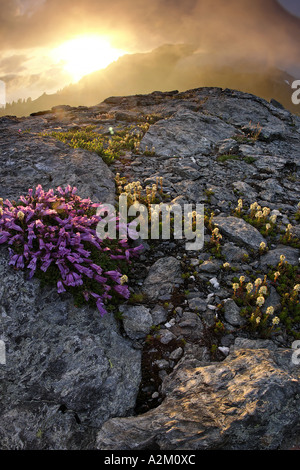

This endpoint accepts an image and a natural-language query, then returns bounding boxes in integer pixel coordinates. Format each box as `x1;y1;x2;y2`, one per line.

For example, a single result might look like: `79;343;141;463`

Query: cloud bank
0;0;299;104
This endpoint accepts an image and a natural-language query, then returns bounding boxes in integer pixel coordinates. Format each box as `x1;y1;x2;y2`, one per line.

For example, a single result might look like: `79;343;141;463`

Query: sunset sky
0;0;300;105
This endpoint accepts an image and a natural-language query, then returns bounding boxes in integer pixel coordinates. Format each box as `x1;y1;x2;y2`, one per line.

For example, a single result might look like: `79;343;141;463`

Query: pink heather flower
41;258;53;272
66;273;77;286
16;255;24;269
0;231;11;244
35;219;44;229
56;261;69;278
94;274;107;284
57;281;66;293
1;184;142;317
83;291;90;301
105;270;122;283
90;263;103;274
96;300;107;316
113;284;130;299
74;263;93;278
72;272;83;286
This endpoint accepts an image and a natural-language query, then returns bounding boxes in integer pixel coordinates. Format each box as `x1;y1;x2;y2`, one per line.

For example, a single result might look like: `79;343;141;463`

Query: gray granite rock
213;216;267;250
151;305;169;325
140;109;236;158
0;85;299;450
0;248;141;449
0;133;115;205
260;246;299;268
96;348;300;450
119;305;153;340
142;256;182;301
223;298;245;327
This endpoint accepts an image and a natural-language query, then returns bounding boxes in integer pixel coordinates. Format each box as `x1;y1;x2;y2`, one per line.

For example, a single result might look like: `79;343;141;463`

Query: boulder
0;131;115;205
96;345;300;450
213;216;267;251
0;248;141;450
119;305;153;339
140;109;236;157
142;256;182;301
260;246;299;268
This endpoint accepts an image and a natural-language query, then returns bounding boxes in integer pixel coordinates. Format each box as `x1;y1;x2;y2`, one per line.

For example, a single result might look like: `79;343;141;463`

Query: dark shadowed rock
223;298;245;327
0;248;141;449
260;246;299;268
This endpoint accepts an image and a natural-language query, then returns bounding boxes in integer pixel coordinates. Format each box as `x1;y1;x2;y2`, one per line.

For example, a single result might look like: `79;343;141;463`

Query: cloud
0;0;298;64
0;0;299;103
0;54;29;73
14;0;47;17
0;64;72;102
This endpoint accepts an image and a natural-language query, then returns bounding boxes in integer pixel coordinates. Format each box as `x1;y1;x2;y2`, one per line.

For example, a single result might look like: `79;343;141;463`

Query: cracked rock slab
142;256;182;301
96;347;300;450
213;216;267;250
0;249;141;450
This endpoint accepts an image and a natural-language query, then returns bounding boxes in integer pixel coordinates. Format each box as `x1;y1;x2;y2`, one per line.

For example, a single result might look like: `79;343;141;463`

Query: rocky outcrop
0;87;299;450
0;118;115;205
213;216;267;250
96;340;300;450
0;247;141;449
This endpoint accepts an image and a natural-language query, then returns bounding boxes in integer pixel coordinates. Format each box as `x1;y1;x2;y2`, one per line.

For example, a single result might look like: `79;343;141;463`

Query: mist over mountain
1;44;298;117
1;0;299;116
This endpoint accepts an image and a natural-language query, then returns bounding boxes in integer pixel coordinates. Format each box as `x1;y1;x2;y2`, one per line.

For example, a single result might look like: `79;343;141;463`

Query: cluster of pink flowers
0;184;142;316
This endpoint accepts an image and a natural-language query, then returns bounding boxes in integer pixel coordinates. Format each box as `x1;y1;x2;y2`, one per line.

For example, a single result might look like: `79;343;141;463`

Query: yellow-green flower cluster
235;199;243;213
232;273;280;334
210;227;223;253
259;241;267;252
281;223;295;243
256;296;265;307
246;282;253;293
120;275;128;285
211;227;222;242
278;254;287;267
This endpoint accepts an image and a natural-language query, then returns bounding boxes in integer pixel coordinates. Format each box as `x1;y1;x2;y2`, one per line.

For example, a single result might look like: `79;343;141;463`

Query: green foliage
217;154;256;164
228;258;300;339
128;292;146;304
217;154;240;163
268;262;300;338
45;124;148;165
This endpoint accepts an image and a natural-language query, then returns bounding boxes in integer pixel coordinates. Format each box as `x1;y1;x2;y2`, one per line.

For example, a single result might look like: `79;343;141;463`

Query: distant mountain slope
1;43;298;117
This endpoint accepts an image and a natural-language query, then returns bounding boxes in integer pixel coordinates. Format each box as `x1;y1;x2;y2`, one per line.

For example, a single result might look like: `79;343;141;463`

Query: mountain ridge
1;43;299;118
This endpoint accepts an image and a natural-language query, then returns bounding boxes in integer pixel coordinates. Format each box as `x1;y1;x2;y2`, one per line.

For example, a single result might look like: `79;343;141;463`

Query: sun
53;36;126;82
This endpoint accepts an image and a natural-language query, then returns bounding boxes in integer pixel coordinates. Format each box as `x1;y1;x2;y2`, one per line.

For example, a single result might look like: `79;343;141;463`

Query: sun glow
53;36;126;82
